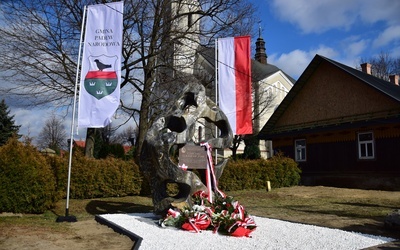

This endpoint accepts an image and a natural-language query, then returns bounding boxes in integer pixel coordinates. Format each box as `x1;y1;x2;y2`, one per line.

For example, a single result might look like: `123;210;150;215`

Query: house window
358;132;375;159
295;139;306;162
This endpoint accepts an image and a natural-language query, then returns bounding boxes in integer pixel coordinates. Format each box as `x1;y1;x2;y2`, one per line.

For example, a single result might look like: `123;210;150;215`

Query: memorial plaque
179;144;207;169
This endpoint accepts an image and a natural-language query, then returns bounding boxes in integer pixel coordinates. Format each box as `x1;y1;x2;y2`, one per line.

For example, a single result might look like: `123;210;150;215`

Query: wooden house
259;54;400;190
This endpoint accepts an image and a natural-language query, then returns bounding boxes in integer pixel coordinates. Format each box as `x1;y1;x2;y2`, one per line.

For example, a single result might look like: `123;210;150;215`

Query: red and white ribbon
183;212;210;233
200;142;226;203
178;163;188;171
231;201;245;220
227;216;257;234
167;208;181;218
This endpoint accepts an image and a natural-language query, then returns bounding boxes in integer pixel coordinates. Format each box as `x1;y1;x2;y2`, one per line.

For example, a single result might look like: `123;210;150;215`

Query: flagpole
57;5;87;223
214;38;218;164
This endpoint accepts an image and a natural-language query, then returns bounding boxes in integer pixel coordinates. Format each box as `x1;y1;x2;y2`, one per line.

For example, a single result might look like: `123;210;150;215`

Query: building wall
272;122;400;190
276;61;400;127
224;71;293;159
170;0;201;74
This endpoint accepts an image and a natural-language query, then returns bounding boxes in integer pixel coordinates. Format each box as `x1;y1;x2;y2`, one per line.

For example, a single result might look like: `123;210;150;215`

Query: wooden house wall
264;58;400;190
276;61;400;127
273;123;400;190
273;122;400;171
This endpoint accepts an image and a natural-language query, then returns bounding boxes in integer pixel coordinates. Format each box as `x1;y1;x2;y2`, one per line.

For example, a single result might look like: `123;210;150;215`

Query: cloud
10;102;135;145
269;45;338;79
270;0;358;33
11;108;50;140
9;105;81;142
266;0;400;78
270;0;400;34
358;0;400;25
341;36;369;57
372;25;400;48
389;45;400;57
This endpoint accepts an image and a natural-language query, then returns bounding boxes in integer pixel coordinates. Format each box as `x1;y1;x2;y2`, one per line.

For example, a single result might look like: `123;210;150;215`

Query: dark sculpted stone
140;81;233;215
384;209;400;231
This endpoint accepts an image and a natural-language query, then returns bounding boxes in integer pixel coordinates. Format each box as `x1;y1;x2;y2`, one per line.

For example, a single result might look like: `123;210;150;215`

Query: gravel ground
99;213;394;250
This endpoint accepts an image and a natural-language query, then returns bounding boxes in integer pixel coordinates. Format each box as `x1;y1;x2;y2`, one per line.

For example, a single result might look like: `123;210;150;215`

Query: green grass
228;187;400;238
229;188;399;219
0;195;154;234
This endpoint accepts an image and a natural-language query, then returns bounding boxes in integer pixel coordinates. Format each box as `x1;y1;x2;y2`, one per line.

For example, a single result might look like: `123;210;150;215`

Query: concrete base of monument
96;213;394;250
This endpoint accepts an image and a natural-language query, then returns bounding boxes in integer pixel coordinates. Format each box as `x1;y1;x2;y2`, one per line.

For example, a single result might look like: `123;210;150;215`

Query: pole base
56;215;77;223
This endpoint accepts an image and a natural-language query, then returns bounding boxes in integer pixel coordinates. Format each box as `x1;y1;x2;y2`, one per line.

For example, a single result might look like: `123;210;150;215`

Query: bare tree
36;114;67;152
124;0;256;160
0;0;257;160
111;126;137;145
360;52;400;81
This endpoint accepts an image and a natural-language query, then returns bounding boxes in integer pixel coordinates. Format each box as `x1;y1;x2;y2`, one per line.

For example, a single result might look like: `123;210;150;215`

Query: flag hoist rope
214;38;218;165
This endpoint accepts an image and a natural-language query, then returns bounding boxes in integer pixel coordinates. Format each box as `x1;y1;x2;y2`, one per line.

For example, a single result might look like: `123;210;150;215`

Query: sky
5;0;400;144
253;0;400;79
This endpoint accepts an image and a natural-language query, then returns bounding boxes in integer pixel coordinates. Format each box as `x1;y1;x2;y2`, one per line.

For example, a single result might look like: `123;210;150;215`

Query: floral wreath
159;190;256;237
160;142;256;237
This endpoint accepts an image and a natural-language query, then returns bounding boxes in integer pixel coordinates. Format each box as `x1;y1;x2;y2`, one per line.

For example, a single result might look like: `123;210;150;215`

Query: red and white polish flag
217;36;253;135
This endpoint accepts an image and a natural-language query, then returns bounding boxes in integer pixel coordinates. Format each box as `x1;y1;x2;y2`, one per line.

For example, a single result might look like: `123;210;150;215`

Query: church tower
168;0;201;74
154;0;202;101
255;27;267;64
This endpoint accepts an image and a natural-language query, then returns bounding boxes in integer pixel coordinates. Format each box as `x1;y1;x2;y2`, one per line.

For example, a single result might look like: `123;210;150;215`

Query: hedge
219;154;301;191
0;137;299;214
0;138;143;213
0;137;58;213
48;151;143;199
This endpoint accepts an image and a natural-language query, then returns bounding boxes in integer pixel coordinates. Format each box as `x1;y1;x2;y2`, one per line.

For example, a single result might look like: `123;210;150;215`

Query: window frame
294;139;307;162
357;131;375;160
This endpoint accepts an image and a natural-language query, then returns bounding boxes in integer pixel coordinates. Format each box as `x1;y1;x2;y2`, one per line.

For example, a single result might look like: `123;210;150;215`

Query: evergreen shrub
219;154;301;191
49;151;143;199
0;137;58;213
243;136;261;159
98;143;126;159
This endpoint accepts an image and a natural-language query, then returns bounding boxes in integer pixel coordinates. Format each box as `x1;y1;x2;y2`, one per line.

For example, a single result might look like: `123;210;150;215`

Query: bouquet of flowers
159;191;256;237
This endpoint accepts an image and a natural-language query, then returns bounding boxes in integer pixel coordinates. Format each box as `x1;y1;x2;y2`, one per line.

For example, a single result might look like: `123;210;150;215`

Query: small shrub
0;137;58;213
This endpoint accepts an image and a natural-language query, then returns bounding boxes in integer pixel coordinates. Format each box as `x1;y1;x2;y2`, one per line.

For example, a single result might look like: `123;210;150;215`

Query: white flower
192;204;206;212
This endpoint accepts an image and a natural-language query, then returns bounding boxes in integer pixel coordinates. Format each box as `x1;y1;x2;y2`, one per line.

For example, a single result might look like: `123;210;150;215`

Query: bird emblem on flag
83;55;118;100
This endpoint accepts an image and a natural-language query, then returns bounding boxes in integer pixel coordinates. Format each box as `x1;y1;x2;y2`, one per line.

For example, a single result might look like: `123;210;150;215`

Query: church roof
252;60;296;83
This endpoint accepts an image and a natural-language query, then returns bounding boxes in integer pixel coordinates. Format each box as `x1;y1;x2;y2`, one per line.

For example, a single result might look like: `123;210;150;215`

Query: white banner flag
78;2;124;128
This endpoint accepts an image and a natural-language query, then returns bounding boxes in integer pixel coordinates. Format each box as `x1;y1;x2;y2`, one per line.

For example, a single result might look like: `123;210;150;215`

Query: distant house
73;140;86;149
259;54;400;190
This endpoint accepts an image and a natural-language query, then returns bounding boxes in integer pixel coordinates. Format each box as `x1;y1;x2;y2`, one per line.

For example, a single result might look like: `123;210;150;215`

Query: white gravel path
99;213;394;250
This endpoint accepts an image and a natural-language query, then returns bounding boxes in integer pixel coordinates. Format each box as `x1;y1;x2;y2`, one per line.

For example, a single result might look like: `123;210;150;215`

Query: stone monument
140;81;233;215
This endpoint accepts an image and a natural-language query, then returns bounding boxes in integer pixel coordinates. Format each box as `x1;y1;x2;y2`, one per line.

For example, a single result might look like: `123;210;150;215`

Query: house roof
73;140;132;154
322;56;400;102
259;54;400;139
74;140;86;148
197;46;295;84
